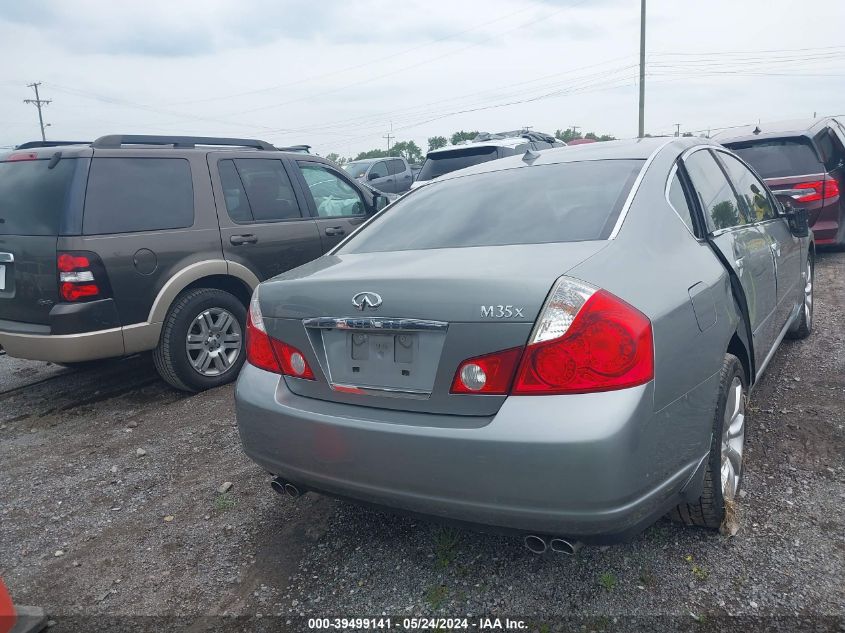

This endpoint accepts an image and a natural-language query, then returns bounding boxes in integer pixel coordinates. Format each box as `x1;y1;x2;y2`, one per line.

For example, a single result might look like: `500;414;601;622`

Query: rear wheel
152;288;246;392
671;354;746;530
787;255;813;339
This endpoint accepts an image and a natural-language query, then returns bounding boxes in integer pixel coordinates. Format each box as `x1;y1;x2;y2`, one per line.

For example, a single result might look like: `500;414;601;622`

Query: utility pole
638;0;646;138
674;123;681;137
383;121;394;156
570;125;580;139
24;82;51;142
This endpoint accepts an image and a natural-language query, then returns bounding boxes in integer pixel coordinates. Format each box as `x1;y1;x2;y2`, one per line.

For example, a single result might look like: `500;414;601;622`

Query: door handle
230;234;258;245
325;227;345;236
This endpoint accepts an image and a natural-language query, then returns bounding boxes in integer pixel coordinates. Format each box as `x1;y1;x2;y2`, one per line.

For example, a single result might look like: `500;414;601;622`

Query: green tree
711;200;739;230
427;135;448;152
325;153;347;165
391;140;424;164
450;130;478;145
555;128;583;143
353;148;389;160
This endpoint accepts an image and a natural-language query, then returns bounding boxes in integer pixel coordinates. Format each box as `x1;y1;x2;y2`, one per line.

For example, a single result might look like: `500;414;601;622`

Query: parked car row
0;124;822;549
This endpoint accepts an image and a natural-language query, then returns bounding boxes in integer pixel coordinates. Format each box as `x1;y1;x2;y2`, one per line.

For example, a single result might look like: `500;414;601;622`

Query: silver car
235;138;814;549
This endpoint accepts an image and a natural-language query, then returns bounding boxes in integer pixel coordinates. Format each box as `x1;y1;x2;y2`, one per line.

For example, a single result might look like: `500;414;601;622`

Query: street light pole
638;0;646;138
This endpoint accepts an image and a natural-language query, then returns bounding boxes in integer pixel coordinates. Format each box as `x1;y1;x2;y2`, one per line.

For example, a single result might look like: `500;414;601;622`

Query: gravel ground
0;252;843;633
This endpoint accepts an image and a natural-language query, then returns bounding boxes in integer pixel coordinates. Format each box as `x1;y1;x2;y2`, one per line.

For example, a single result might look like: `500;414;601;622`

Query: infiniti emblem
352;291;383;311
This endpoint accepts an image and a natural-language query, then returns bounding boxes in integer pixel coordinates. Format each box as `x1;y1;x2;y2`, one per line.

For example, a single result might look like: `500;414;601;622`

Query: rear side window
725;138;823;178
232;159;302;222
0;158;77;236
368;162;389;179
417;147;499;181
387;159;406;175
83;158;193;235
684;150;748;231
340;160;643;253
814;128;845;173
217;159;302;223
667;171;696;234
717;153;776;222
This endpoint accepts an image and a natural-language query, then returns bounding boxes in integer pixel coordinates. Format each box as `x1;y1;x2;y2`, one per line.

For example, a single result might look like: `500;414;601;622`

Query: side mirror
373;194;390;212
367;171;380;181
775;194;810;238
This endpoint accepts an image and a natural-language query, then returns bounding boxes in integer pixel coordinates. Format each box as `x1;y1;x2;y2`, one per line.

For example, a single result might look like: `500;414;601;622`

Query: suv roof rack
277;144;312;153
92;135;275;150
16;141;90;149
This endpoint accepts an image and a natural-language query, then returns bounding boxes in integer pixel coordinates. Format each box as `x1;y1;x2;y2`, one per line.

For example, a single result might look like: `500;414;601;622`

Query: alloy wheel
720;376;746;500
186;307;243;376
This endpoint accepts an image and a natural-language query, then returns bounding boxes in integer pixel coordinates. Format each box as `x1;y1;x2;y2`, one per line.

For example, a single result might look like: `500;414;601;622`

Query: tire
670;354;747;530
787;255;813;340
152;288;247;392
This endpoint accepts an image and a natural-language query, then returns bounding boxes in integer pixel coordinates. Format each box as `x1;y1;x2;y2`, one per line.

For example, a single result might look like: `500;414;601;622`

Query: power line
23;82;51;142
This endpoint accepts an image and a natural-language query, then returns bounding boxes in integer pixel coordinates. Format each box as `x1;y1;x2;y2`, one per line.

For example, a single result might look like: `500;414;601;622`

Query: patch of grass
425;584;448;611
213;492;236;512
720;498;739;536
691;565;709;581
433;527;461;569
598;572;617;592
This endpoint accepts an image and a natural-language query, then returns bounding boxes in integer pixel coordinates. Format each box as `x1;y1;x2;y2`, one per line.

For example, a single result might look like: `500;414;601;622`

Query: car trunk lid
259;241;607;417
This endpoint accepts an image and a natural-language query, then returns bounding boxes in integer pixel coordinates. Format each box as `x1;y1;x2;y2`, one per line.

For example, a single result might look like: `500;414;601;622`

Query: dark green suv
0;135;388;391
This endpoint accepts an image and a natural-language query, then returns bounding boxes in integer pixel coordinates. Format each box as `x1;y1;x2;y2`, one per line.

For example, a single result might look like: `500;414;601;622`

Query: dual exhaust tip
271;478;578;555
271;477;304;498
524;534;581;555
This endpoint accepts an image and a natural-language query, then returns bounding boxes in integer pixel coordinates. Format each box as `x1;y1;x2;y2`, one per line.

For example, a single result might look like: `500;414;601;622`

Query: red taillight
791;179;840;203
60;283;99;302
451;347;522;394
57;253;91;272
513;290;653;395
245;295;315;379
57;251;103;302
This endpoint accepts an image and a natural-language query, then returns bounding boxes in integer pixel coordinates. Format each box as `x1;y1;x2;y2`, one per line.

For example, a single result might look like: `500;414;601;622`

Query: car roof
347;157;402;164
427;137;533;155
714;117;835;144
430;136;701;183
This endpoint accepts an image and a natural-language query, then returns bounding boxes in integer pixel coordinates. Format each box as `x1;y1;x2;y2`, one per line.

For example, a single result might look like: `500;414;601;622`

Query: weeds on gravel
213;492;236;512
721;497;739;536
425;584;448;610
433;527;461;569
638;567;656;587
685;555;710;581
598;572;617;592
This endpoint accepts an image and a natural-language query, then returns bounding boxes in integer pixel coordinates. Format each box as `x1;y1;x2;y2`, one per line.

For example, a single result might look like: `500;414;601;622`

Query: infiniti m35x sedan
235;138;813;548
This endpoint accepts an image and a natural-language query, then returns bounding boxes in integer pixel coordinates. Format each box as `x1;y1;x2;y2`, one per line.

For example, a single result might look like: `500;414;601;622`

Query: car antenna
522;149;540;164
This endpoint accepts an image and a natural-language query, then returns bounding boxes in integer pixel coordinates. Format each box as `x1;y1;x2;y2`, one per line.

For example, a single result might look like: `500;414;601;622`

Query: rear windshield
724;138;823;178
340;159;643;253
0;158;77;235
417;147;499;181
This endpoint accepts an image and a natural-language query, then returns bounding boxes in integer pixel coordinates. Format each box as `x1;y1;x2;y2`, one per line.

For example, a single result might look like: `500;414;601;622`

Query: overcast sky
1;0;843;155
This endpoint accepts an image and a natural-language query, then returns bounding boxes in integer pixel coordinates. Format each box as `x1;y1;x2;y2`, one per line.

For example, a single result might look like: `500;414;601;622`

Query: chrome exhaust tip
549;538;581;555
283;482;301;498
271;477;304;498
524;535;548;554
270;478;287;496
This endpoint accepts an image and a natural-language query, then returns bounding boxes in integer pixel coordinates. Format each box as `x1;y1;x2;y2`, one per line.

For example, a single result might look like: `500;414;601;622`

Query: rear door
0;154;83;325
291;160;369;252
388;158;413;193
716;150;801;336
683;148;778;371
209;155;322;282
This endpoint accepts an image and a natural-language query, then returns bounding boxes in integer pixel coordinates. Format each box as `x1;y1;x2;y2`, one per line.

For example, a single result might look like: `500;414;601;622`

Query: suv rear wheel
153;288;246;392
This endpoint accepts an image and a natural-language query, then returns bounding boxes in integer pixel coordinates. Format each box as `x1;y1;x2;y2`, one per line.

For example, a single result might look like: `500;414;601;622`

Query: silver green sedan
235;137;814;552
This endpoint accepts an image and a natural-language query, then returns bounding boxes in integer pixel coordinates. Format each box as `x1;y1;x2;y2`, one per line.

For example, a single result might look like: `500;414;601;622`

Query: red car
717;117;845;246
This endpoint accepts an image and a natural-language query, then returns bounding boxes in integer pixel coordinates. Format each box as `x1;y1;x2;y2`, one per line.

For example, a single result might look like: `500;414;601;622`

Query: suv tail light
57;251;111;302
791;179;840;203
450;278;654;396
246;293;315;379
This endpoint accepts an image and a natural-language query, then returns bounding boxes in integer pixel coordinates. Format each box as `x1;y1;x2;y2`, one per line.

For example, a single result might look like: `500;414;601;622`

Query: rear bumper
809;200;842;244
235;364;710;542
0;322;125;363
